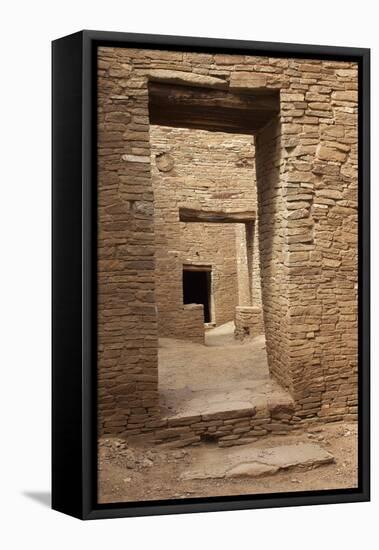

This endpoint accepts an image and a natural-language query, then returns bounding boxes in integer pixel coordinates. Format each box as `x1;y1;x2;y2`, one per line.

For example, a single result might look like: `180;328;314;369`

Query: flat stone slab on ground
180;443;334;480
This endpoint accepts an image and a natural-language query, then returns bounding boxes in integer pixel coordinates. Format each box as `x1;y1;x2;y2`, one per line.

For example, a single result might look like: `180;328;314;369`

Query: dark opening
183;269;211;323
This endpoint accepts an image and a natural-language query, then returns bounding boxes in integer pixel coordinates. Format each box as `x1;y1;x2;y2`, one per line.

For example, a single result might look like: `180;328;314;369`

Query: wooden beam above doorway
179;207;256;224
148;82;279;135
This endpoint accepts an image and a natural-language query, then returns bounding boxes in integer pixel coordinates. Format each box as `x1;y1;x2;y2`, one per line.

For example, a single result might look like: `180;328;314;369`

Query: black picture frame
52;30;370;520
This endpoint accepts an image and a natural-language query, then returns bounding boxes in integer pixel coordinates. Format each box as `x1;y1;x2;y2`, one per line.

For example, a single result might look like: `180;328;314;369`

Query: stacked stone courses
97;46;358;439
150;125;261;336
234;306;264;340
152;398;296;448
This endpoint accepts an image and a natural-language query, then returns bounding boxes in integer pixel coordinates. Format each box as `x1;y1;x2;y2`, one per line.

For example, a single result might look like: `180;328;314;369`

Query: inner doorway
182;266;212;323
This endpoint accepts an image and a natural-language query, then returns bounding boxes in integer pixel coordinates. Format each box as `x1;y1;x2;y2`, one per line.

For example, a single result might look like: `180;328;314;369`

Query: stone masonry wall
97;47;358;435
255;63;358;421
236;222;262;308
234;306;265;341
283;64;357;423
150;125;260;333
177;304;205;344
97;48;160;437
181;222;238;327
255;116;293;392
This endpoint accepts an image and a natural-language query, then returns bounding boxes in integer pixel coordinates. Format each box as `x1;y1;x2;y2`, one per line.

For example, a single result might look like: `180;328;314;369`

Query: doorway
182;267;212;323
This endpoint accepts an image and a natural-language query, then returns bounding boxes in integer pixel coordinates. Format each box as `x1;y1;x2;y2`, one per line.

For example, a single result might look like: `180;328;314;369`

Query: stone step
154;398;296;448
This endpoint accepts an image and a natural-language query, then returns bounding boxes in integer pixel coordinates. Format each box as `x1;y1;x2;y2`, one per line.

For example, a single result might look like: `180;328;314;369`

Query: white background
0;1;376;548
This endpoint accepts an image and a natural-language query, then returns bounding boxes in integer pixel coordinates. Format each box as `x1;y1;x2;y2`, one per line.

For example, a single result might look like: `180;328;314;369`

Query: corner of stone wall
234;306;264;341
255;115;293;395
179;304;205;344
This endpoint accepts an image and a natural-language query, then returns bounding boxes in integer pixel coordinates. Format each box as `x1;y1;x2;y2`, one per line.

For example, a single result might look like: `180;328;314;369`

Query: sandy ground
159;323;290;417
98;421;358;503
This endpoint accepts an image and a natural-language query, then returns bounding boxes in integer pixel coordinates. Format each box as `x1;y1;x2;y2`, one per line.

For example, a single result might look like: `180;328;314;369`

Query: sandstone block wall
97;47;358;435
234;306;264;341
236;222;262;308
255;116;293;392
150;125;260;334
97;48;159;436
255;64;358;421
177;304;205;344
180;222;238;327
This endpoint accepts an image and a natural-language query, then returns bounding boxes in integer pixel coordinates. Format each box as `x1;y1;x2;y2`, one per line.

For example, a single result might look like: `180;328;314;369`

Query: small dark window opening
182;269;212;323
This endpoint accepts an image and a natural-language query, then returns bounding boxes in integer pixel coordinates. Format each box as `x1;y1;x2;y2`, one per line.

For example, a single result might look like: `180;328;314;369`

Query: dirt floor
159;322;290;418
98;421;358;503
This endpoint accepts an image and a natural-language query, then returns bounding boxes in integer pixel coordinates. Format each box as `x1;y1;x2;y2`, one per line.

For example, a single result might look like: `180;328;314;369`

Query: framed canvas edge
52;30;370;520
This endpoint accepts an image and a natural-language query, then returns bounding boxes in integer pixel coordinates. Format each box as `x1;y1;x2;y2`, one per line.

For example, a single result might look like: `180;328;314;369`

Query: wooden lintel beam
179;207;256;224
183;264;212;272
148;82;279;134
149;82;279;112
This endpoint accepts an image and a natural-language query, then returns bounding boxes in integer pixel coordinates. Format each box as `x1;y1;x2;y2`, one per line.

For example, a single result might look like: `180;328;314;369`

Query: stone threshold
145;396;296;449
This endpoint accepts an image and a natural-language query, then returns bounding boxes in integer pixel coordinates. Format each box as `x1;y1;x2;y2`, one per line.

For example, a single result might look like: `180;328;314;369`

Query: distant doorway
182;267;212;323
